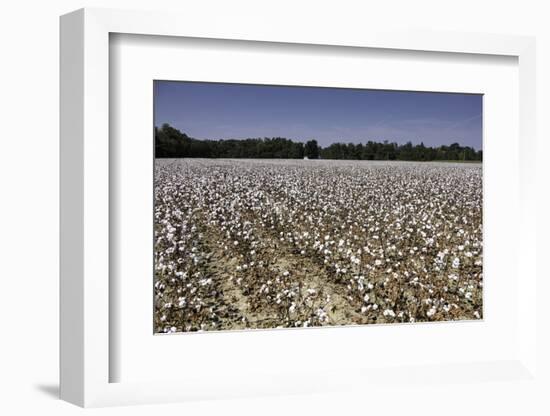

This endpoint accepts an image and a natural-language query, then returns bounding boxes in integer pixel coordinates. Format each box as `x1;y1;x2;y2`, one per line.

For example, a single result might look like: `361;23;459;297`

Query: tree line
155;123;482;161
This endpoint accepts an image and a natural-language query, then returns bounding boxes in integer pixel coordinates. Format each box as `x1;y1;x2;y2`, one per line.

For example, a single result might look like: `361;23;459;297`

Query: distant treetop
155;123;482;162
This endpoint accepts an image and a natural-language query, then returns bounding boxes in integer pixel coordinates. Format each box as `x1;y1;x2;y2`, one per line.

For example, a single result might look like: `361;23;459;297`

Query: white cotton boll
363;294;370;303
383;309;396;317
452;257;460;268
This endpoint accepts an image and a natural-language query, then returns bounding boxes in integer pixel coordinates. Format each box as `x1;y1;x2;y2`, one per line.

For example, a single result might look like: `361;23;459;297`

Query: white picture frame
60;7;538;408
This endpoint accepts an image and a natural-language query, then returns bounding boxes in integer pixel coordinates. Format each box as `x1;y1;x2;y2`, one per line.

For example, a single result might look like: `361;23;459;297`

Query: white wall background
0;1;548;415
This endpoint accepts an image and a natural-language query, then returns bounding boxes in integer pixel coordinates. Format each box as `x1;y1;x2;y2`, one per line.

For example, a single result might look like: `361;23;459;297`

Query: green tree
304;140;320;159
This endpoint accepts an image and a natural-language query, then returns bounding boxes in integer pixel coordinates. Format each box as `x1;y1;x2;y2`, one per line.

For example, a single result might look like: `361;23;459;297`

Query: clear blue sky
154;81;482;150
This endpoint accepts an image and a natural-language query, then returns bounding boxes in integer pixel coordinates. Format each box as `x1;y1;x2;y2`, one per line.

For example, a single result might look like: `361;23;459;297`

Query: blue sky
154;81;482;150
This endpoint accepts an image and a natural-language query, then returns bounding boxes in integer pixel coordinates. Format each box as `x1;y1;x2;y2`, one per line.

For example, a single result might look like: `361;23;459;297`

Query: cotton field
154;158;483;333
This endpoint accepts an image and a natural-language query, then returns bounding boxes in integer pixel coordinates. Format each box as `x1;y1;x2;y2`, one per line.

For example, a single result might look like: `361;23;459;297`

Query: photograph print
154;81;483;333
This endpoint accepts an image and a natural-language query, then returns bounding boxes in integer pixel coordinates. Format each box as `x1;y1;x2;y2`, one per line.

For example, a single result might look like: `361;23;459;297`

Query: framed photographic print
152;81;484;334
60;8;539;408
